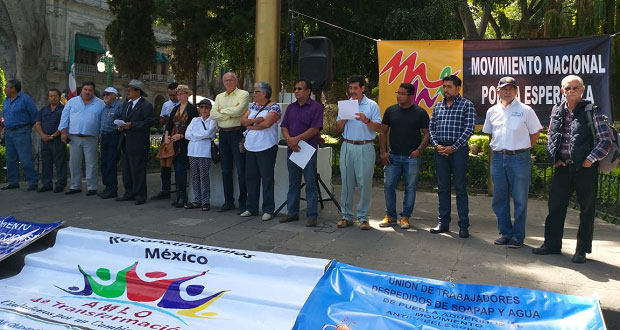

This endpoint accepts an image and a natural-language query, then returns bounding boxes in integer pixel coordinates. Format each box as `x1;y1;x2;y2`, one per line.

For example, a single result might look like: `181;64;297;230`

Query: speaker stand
275;173;341;215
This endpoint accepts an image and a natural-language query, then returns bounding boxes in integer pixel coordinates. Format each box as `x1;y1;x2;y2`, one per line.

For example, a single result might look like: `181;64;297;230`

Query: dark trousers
543;164;598;253
245;145;278;214
160;166;171;193
173;153;189;204
121;145;148;202
219;129;247;208
434;146;470;229
100;132;120;193
40;137;67;189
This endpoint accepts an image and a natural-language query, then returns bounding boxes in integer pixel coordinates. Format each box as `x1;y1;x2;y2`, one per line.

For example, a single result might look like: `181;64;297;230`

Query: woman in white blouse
239;81;281;221
184;99;217;211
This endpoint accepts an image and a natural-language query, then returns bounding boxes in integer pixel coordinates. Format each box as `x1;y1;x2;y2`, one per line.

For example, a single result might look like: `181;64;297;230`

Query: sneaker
261;213;273;221
379;215;395;227
359;221;370;230
239;211;256;217
399;217;410;229
507;238;523;248
337;219;350;228
494;236;511;245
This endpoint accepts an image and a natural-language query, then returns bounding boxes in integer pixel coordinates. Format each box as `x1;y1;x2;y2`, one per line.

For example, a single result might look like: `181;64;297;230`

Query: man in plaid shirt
428;75;475;238
533;75;611;263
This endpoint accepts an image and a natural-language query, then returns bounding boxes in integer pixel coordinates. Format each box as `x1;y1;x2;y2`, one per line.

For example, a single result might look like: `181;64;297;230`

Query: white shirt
185;116;217;158
482;98;542;151
244;103;281;152
160;99;179;117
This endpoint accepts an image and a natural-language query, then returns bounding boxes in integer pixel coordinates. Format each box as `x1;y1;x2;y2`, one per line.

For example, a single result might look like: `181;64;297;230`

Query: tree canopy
105;0;157;79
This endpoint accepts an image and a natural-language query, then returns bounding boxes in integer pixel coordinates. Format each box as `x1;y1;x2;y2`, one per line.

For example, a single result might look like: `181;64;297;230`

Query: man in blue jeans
98;87;123;199
280;79;324;227
1;79;38;191
379;83;429;230
428;75;475;238
482;77;542;248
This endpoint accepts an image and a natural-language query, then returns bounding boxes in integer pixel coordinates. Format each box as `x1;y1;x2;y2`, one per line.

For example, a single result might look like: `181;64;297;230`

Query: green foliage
105;0;157;79
468;134;490;153
0;66;5;112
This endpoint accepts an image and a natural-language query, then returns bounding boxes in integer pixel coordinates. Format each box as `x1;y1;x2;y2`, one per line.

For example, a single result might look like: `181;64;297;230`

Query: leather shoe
150;191;170;200
572;249;586;263
280;215;299;223
53;186;65;193
86;190;97;196
65;189;82;195
532;245;562;255
218;202;235;212
135;200;146;205
98;191;117;199
37;186;53;192
305;217;318;227
116;195;135;202
27;184;38;191
1;184;19;190
429;224;449;234
459;228;470;238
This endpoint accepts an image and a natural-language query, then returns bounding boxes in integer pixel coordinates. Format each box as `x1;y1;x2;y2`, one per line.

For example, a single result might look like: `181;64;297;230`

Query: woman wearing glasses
239;81;281;221
184;99;217;211
164;84;198;208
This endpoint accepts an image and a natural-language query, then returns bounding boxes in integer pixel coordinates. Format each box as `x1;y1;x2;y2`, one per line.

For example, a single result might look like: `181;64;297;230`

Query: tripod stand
274;172;341;215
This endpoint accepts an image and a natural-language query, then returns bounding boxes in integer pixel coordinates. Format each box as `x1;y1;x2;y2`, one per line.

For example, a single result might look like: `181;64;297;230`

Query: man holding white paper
281;79;324;227
335;75;382;230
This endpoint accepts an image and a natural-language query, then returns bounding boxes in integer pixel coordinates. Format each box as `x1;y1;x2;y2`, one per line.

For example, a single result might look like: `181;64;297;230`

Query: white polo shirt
482;98;542;151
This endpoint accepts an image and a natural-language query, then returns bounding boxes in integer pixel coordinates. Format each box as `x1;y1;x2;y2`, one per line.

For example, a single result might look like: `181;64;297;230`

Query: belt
101;131;119;135
494;148;529;155
219;126;245;132
71;134;95;138
343;138;374;145
5;124;31;131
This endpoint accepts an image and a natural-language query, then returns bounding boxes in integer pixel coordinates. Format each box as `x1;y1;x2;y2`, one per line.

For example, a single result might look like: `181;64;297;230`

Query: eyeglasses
395;92;410;96
103;92;112;96
294;87;305;91
563;86;581;91
198;105;210;109
253;90;263;94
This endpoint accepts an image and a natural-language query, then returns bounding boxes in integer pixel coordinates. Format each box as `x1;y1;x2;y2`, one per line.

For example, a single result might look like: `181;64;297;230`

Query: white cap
103;87;118;94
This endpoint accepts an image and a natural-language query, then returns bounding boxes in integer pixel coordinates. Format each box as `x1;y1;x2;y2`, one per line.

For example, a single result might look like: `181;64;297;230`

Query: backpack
585;103;620;172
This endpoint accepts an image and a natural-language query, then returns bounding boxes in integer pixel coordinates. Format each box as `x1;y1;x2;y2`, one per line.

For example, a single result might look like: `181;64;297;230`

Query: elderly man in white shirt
483;76;542;248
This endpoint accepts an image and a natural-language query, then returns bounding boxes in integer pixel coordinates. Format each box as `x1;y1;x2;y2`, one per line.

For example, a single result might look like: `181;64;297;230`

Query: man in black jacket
532;75;611;263
116;80;156;205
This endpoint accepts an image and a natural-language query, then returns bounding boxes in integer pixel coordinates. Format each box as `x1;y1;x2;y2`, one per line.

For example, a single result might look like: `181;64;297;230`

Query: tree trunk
0;0;51;108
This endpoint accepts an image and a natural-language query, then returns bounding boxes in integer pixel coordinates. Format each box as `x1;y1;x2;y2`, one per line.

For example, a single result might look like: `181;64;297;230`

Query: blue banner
0;216;63;261
293;260;605;329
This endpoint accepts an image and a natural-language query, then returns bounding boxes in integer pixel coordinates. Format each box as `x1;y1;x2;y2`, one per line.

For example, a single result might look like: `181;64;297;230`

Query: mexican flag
67;41;77;100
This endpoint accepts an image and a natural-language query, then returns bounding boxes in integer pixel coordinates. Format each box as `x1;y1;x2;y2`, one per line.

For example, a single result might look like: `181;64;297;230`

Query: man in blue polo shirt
34;88;66;193
58;81;105;195
335;75;382;230
1;79;38;191
98;87;123;199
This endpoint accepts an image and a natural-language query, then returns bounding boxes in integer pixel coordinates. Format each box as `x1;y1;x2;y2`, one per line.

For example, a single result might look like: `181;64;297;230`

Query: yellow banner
377;40;463;115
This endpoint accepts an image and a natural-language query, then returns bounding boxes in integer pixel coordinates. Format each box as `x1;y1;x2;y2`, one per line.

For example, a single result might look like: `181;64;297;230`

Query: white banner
0;227;329;329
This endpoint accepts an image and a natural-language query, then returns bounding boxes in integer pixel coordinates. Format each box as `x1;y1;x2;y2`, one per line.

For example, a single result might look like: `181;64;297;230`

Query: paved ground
1;173;619;328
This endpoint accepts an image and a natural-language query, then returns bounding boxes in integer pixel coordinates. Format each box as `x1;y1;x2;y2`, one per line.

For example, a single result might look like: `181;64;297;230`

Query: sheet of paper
337;99;359;120
289;140;316;169
113;119;126;126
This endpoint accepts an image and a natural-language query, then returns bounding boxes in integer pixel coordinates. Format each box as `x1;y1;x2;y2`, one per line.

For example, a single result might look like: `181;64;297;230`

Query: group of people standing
1;71;610;263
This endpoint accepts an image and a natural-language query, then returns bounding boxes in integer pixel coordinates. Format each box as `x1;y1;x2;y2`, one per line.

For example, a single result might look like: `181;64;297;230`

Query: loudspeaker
299;36;333;91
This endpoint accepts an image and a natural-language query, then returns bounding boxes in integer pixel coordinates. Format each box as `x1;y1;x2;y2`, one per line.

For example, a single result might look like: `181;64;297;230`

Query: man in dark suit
116;80;155;205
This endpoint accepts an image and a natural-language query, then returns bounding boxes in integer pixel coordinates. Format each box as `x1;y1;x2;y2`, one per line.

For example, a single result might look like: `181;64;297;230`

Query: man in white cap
482;76;542;248
59;81;106;196
115;79;155;205
98;86;123;199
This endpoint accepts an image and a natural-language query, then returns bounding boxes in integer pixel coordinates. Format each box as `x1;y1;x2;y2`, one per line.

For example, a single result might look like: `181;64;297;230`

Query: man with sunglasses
98;87;123;199
533;75;611;263
280;79;324;227
152;82;180;201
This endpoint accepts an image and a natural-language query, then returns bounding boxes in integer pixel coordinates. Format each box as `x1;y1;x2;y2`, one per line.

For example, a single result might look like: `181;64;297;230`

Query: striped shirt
429;95;475;150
